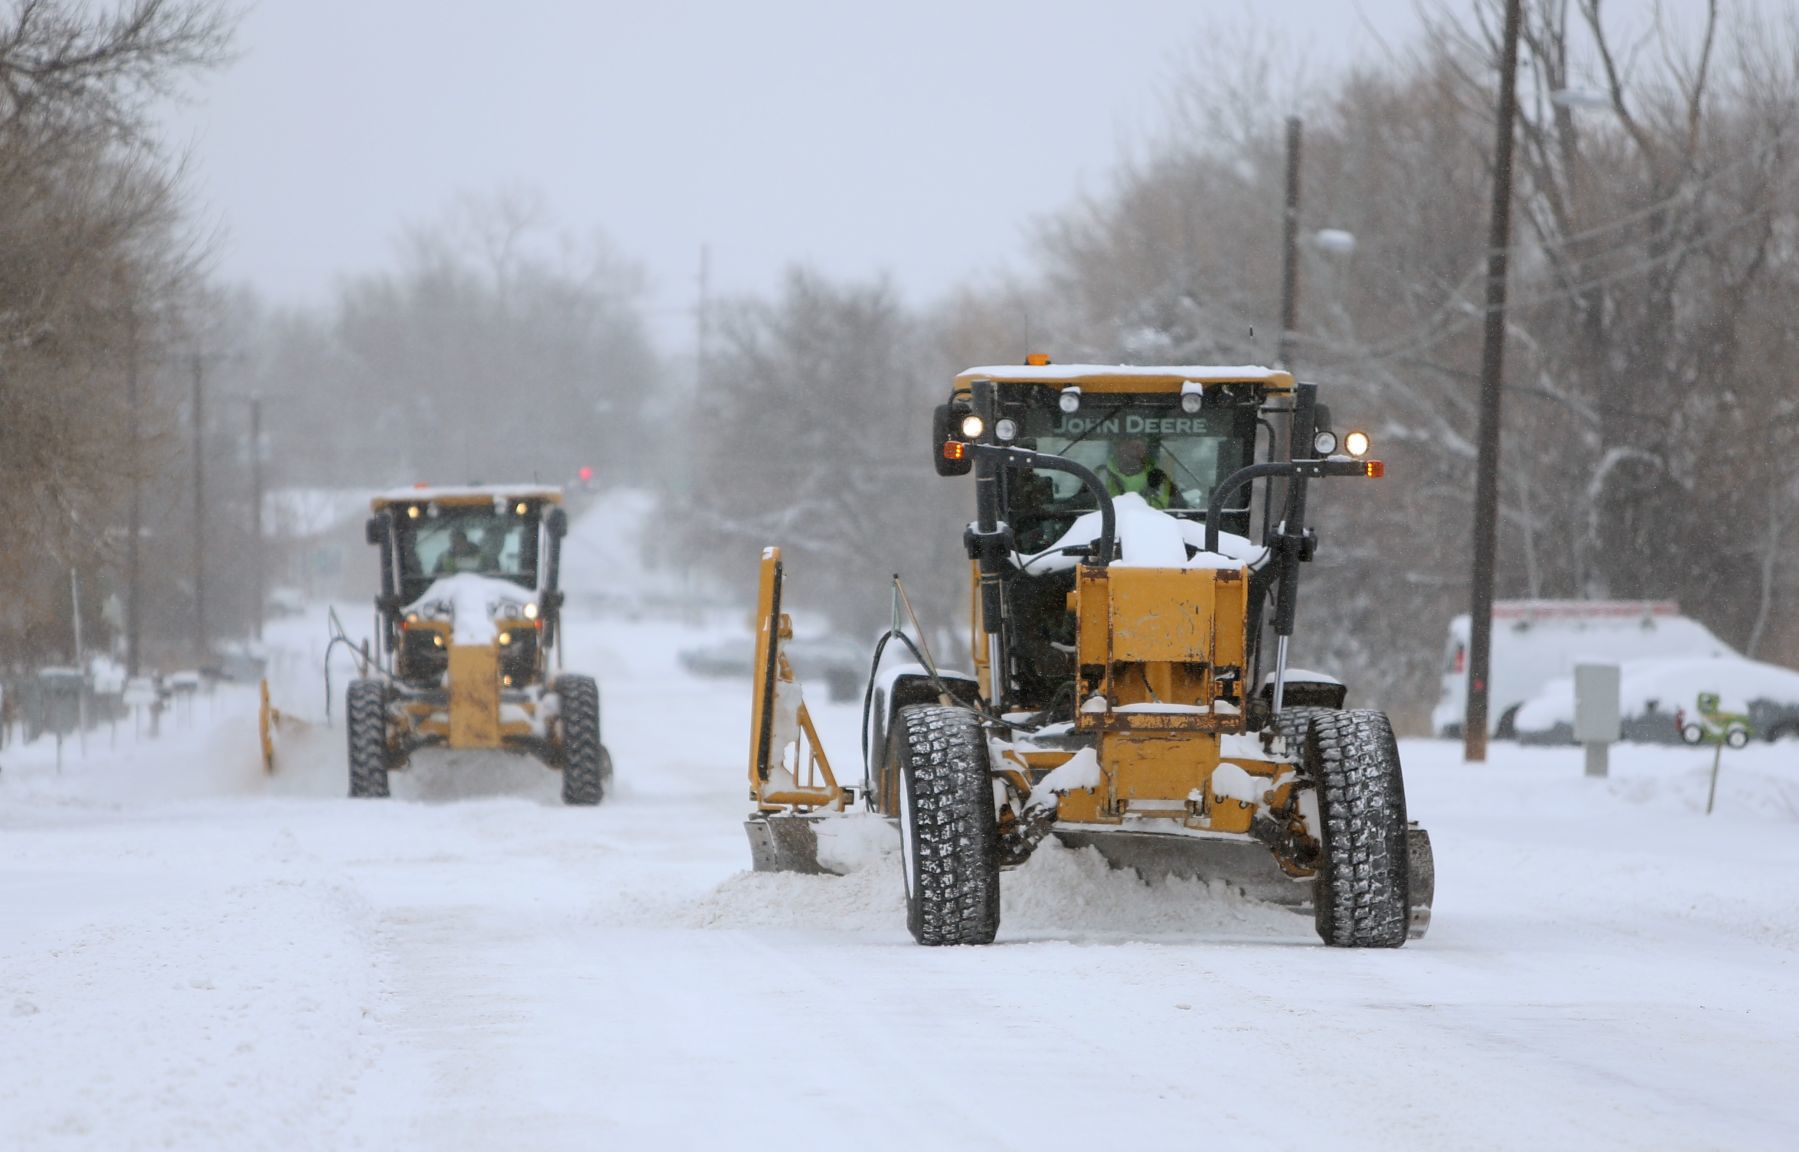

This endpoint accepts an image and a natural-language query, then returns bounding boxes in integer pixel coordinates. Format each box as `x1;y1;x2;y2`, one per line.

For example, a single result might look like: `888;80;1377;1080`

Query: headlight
960;414;984;439
1344;430;1371;458
523;602;539;620
994;418;1018;442
1313;430;1339;456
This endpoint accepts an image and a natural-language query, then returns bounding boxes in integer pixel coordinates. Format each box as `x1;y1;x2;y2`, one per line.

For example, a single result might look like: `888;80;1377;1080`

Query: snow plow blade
743;547;851;873
744;814;836;875
1052;824;1435;939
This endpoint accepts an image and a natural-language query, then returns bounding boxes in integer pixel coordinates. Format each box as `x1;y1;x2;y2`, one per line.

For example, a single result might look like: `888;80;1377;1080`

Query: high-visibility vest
1105;463;1174;509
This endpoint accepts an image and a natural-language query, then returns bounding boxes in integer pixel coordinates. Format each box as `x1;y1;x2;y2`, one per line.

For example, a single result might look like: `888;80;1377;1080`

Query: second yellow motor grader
745;362;1433;947
342;484;611;805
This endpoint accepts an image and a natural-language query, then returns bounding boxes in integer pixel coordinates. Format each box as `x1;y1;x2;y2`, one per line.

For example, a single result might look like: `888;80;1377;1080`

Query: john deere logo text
1053;414;1209;437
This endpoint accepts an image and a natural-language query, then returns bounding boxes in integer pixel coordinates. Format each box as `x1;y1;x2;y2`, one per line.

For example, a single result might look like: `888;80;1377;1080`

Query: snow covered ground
5;501;1799;1150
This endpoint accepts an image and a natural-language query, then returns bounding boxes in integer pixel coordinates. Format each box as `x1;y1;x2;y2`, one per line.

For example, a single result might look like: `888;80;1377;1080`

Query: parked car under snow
677;634;867;702
1512;655;1799;745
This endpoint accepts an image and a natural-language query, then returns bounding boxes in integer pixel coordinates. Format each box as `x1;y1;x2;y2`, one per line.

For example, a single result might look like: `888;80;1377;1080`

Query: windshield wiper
1054;402;1130;455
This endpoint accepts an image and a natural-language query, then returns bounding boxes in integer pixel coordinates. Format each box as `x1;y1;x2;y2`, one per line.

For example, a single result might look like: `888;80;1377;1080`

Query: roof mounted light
1058;386;1082;414
1025;353;1052;366
1180;381;1204;414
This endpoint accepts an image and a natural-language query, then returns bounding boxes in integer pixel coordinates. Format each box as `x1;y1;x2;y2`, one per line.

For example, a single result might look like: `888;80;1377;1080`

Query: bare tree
0;0;230;669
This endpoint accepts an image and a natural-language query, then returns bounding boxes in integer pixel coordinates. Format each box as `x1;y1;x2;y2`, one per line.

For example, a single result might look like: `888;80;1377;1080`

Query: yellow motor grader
746;362;1434;947
339;484;611;804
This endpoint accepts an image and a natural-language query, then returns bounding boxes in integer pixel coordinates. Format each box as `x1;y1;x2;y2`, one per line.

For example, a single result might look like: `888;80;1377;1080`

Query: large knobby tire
557;674;607;806
1305;709;1411;948
346;678;391;799
893;704;1000;946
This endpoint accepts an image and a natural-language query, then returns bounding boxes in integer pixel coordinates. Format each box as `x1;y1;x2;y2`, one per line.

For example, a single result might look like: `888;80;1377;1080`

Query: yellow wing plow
743;547;855;872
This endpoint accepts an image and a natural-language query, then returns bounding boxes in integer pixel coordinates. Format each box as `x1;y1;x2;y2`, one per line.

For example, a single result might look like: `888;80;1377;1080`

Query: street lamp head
1312;228;1357;256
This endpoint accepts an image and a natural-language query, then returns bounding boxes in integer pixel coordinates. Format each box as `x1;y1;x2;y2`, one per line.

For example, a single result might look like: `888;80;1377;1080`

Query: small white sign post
1574;663;1621;779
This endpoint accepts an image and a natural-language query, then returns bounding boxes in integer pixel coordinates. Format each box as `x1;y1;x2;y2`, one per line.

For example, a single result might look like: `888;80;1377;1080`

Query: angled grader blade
744;547;850;872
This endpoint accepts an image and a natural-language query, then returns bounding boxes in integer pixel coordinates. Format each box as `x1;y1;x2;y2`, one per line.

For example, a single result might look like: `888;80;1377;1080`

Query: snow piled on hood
403;573;532;645
1017;493;1266;573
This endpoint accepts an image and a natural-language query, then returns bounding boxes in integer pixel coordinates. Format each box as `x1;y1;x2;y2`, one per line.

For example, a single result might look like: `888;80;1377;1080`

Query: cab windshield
395;507;540;597
999;390;1257;552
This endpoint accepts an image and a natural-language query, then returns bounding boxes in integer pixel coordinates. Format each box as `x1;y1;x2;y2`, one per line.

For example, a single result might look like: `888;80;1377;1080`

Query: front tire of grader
1306;709;1412;948
346;678;391;799
893;704;1000;946
557;674;607;806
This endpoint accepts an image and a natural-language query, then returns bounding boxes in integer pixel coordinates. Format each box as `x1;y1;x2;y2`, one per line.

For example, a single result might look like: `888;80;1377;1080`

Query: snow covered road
6;582;1799;1148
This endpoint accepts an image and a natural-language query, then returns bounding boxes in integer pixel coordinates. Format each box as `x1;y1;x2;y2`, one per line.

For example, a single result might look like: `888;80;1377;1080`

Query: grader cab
746;363;1434;947
343;485;611;804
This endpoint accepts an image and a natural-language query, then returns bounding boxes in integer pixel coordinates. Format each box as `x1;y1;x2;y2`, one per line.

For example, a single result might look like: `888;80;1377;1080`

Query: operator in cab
1104;437;1180;509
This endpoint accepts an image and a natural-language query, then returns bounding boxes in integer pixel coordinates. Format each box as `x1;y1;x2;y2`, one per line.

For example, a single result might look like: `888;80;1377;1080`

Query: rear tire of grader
557;674;607;806
1302;709;1411;948
346;678;391;799
893;704;1000;946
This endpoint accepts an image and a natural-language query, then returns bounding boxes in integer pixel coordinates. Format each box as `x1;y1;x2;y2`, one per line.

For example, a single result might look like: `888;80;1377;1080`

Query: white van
1430;601;1734;737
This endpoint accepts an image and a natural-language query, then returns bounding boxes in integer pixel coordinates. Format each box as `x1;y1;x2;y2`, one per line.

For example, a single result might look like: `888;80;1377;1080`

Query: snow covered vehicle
344;485;611;804
745;362;1435;947
1431;601;1732;738
1513;655;1799;746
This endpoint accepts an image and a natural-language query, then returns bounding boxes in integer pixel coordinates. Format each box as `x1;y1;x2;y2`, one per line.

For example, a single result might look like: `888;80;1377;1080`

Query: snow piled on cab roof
955;363;1288;384
370;483;563;507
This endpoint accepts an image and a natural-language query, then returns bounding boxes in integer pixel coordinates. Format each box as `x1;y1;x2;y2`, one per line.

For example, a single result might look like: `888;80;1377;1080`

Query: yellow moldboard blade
448;645;503;748
744;815;843;876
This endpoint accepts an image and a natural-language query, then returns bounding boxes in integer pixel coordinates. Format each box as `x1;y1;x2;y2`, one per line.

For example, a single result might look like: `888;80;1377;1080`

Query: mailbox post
37;667;85;773
1573;663;1621;778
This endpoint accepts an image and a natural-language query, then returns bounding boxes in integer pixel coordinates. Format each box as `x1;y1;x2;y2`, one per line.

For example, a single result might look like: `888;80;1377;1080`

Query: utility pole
191;352;208;667
1464;0;1524;763
695;243;711;389
125;314;143;678
249;396;265;641
1276;116;1303;371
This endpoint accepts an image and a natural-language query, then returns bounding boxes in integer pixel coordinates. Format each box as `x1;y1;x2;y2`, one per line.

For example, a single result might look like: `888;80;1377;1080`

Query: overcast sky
166;0;1639;350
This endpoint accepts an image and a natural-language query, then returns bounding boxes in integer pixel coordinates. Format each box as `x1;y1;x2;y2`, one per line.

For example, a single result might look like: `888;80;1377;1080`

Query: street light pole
191;352;208;667
1276;116;1303;371
125;313;143;678
1464;0;1525;762
249;396;265;641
